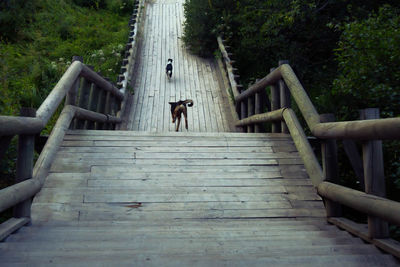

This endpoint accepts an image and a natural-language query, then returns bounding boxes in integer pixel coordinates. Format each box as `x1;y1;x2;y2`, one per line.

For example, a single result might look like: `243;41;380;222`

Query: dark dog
166;58;173;80
169;99;194;131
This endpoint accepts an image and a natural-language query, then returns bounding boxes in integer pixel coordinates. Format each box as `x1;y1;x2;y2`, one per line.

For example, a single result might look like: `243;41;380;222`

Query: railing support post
13;107;36;219
279;60;290;133
270;68;281;133
240;87;248;133
320;113;342;217
247;95;254;133
254;92;261;133
65;56;83;106
360;108;389;238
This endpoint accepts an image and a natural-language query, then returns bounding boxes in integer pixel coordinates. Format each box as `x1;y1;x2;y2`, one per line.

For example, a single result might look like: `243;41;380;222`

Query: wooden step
1;247;398;266
0;245;391;264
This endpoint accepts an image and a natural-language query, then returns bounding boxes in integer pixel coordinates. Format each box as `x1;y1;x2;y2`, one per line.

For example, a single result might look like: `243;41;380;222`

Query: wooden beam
280;64;320;128
36;61;83;124
247;95;254;133
236;109;284;127
311;117;400;140
320;114;341;217
235;67;282;104
217;36;240;98
342;140;365;189
283;108;324;186
0;217;30;242
328;217;400;258
75;77;92;129
361;108;389;238
270;68;281;133
14;108;36;218
279;60;290;134
318;181;400;226
80;65;124;101
0;116;43;135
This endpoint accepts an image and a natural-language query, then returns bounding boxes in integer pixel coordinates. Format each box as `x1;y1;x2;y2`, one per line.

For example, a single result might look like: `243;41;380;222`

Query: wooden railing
217;36;400;257
0;60;125;240
0;1;144;240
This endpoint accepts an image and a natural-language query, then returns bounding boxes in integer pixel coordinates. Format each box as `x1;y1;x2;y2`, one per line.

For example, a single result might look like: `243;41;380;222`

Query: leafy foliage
182;0;400;221
0;0;130;115
332;5;400;118
0;0;131;194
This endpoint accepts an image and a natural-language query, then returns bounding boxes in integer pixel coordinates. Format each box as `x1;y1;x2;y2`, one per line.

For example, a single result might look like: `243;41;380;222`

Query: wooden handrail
235;64;400;140
0;2;144;239
318;181;400;225
234;67;282;104
217;36;240;99
80;65;124;101
230;59;400;255
0;59;126;214
36;61;83;123
0;116;44;135
0;105;122;214
282;108;324;186
312;117;400;140
235;108;284;127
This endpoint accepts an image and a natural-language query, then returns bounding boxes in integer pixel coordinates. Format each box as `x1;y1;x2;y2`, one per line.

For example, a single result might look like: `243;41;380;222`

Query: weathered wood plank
86;178;312;187
0;217;30;241
83;192;321;203
55;152;300;159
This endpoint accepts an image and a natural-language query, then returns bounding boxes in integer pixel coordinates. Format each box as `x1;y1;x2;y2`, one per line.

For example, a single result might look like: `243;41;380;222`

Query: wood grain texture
0;131;392;265
126;0;234;132
1;0;398;263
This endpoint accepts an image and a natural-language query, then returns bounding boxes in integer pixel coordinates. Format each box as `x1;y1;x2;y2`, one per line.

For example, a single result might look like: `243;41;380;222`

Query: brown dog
168;99;194;131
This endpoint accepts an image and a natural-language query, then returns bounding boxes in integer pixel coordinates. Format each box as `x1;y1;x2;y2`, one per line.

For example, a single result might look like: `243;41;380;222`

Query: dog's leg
176;117;181;132
183;108;188;130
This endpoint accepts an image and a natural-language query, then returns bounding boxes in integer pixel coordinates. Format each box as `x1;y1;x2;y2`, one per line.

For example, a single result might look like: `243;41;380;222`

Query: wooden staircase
1;130;398;266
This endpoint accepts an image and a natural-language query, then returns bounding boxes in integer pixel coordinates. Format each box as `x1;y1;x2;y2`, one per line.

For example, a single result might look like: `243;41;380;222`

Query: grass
0;0;133;221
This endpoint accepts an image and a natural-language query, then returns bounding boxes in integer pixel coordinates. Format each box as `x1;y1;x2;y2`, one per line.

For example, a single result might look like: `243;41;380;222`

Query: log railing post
65;56;82;108
270;68;281;133
254;93;261;133
360;108;389;238
85;68;100;130
13;107;36;218
96;77;110;130
96;89;106;130
247;95;255;133
279;60;291;133
320;113;342;217
85;83;99;130
103;92;112;130
240;87;248;133
110;95;117;130
75;78;92;129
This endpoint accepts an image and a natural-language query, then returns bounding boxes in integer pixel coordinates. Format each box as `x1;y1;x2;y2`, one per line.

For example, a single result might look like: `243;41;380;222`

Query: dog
169;99;194;131
166;58;173;80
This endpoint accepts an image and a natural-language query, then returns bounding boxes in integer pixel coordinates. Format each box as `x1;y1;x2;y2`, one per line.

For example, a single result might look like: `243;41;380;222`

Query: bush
0;0;36;42
106;0;134;15
0;0;130;194
332;5;400;118
182;0;216;56
72;0;106;9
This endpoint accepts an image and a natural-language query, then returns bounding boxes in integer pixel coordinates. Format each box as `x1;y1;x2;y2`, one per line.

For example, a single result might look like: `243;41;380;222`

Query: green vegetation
0;0;132;196
0;0;132;115
183;0;400;235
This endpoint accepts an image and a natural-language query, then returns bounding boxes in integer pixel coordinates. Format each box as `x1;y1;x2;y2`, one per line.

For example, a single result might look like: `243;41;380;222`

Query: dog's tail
183;99;194;107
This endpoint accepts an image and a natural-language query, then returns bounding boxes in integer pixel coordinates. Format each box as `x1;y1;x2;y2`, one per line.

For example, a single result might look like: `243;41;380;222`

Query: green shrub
332;5;400;118
0;0;130;193
72;0;106;9
106;0;134;15
0;0;36;42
